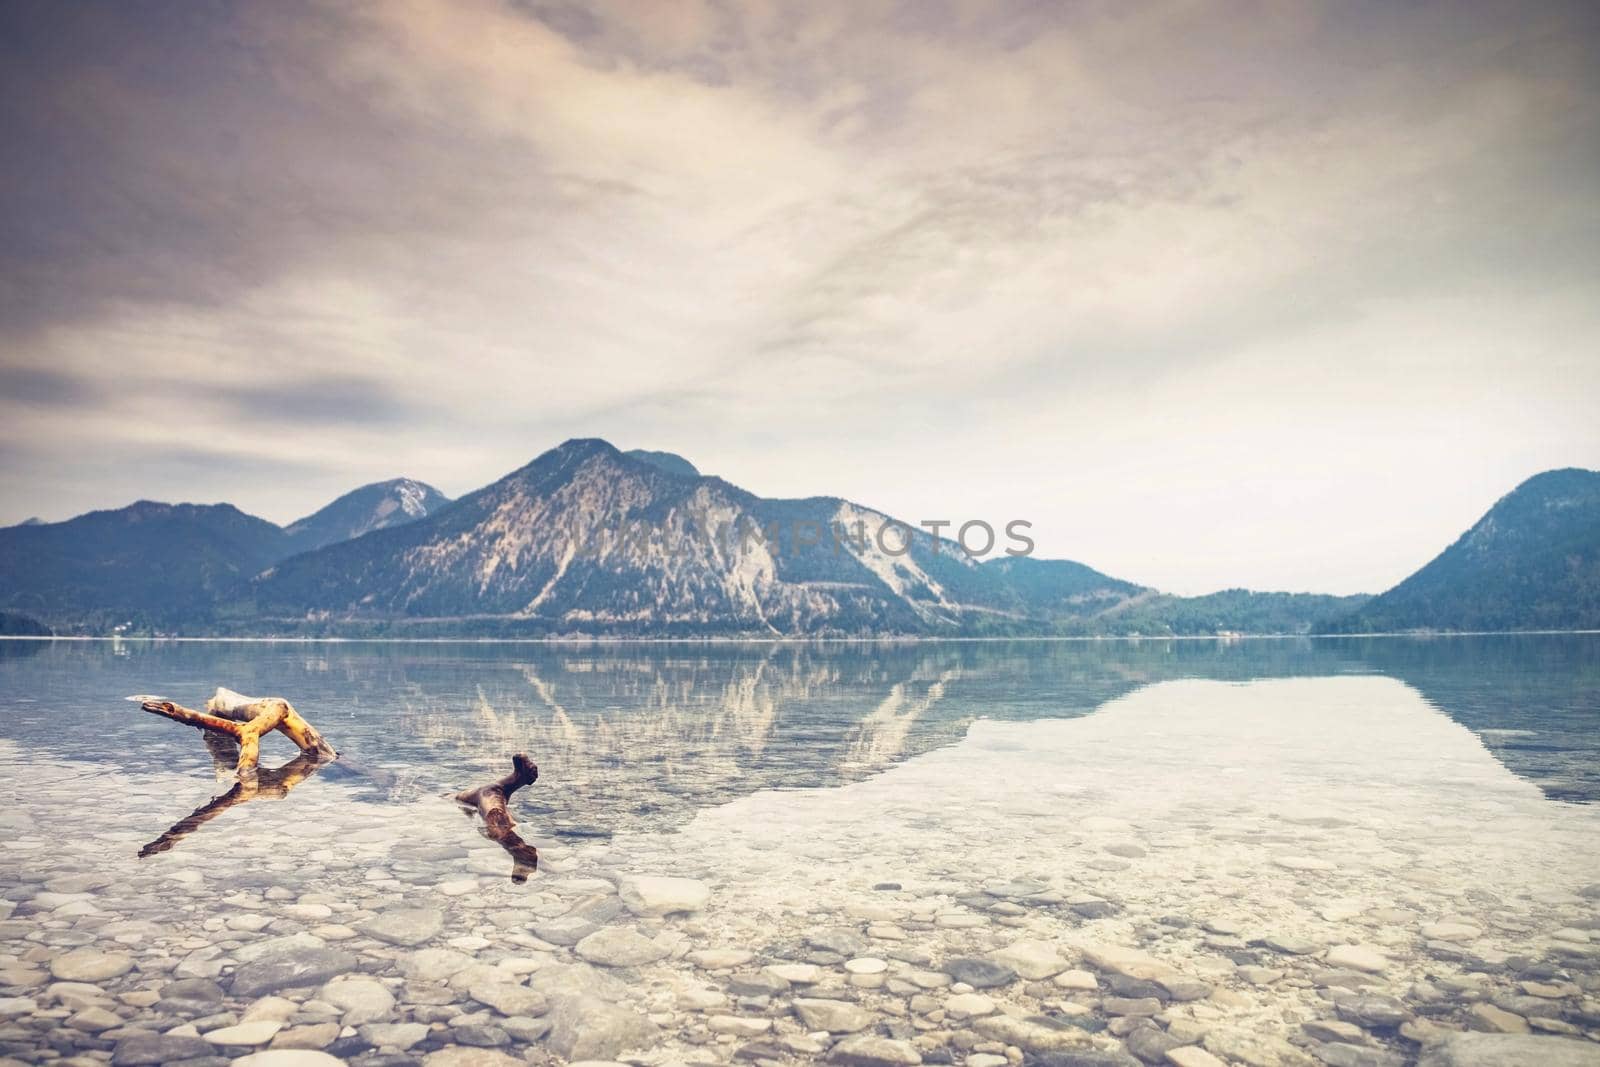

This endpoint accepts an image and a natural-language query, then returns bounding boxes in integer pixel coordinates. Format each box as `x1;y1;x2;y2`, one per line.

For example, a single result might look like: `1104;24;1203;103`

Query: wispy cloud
0;0;1596;591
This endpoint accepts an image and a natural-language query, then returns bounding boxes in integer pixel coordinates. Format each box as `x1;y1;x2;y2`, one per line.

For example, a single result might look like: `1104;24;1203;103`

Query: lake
1;635;1598;1066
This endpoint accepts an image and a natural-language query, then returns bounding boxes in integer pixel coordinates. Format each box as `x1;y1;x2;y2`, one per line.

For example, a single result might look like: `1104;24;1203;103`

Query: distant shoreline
4;630;1598;646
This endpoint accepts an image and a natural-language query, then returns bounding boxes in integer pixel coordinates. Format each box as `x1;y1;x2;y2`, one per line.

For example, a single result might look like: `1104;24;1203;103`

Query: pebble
364;1020;430;1048
794;997;875;1033
1467;1003;1529;1033
403;947;474;981
1422;922;1482;942
66;1005;123;1031
109;1033;215;1065
49;949;133;982
942;958;1017;989
845;956;888;975
233;1052;346;1067
1077;942;1177;981
358;907;445;946
677;987;727;1011
827;1034;923;1065
1326;944;1390;974
1103;995;1162;1016
574;926;669;967
618;875;710;916
544;993;659;1060
203;1019;284;1045
708;1013;772;1035
1155;975;1213;1002
688;948;753;969
467;981;548;1017
1126;1026;1185;1062
230;948;358;997
1303;1019;1366;1042
1262;934;1320;955
270;1022;341;1049
244;995;300;1022
766;962;823;984
944;992;996;1019
421;1050;525;1067
1314;1043;1407;1067
1418;1033;1600;1066
989;938;1068;979
1;991;39;1017
1336;994;1411;1029
1055;969;1099;991
971;1012;1096;1053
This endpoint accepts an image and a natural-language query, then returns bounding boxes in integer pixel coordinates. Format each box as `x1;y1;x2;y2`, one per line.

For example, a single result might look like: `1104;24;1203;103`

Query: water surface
1;635;1597;1066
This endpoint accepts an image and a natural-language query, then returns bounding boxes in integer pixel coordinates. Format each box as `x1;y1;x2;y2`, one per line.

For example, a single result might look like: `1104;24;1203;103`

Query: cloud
0;366;100;408
0;0;1596;590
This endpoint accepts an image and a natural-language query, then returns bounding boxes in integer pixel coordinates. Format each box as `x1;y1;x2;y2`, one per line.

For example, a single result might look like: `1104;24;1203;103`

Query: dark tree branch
456;754;540;882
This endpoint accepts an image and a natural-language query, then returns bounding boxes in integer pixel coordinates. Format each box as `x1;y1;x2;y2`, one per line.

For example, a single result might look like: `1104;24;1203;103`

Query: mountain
250;439;1354;637
624;449;700;479
283;477;450;554
19;439;1508;637
1333;468;1600;633
253;439;1055;635
0;478;449;633
1107;589;1369;636
0;501;288;631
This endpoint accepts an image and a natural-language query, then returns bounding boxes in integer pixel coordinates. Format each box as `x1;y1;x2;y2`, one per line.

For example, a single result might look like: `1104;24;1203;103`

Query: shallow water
1;636;1598;1066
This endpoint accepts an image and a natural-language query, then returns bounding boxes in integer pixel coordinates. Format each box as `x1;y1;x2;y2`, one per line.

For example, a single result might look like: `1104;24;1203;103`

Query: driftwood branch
457;754;540;882
141;687;336;777
131;687;338;860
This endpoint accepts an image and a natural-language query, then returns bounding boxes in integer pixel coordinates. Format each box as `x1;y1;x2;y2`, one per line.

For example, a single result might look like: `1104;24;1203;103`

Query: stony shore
2;677;1599;1067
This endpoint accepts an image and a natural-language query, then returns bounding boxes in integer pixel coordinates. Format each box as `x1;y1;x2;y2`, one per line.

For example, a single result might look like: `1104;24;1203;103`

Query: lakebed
1;638;1598;1067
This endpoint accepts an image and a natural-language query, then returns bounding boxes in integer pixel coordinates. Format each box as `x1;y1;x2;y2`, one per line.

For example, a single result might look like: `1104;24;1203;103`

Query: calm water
1;635;1598;1065
2;635;1598;828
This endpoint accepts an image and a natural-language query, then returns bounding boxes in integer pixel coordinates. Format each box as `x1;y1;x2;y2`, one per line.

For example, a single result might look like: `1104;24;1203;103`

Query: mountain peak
623;448;701;479
553;437;620;457
1333;466;1600;632
283;477;451;553
1504;467;1600;501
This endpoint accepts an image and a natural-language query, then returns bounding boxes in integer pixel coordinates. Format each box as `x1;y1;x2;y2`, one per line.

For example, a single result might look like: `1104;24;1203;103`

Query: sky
1;0;1597;596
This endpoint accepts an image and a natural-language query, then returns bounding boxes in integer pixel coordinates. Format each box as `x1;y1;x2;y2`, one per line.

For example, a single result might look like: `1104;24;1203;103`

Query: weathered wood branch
140;687;336;777
207;687;337;762
455;753;538;834
457;754;540;882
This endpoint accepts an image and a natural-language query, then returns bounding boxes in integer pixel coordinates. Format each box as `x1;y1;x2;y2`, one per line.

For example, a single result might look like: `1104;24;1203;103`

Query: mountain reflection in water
0;635;1595;847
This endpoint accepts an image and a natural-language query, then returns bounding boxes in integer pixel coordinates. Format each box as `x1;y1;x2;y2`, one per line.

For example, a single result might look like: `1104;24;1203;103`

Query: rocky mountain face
253;439;1123;635
282;477;450;554
1333;467;1600;632
250;439;1374;636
